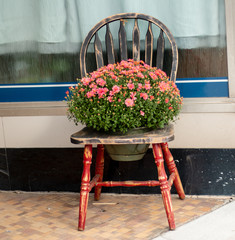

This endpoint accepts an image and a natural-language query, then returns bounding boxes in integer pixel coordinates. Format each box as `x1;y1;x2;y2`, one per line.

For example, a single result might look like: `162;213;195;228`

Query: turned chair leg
161;143;185;200
78;144;92;231
152;143;175;230
94;144;104;201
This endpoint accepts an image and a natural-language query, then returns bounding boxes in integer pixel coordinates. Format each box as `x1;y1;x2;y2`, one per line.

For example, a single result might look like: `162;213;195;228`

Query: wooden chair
71;13;185;231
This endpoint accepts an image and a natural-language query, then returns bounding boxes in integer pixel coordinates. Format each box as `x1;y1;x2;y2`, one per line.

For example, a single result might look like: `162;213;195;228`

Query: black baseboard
0;148;235;195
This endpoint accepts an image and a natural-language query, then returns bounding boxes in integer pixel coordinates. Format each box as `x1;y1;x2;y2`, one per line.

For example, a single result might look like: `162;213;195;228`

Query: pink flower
118;99;121;102
140;110;145;116
112;85;121;93
155;69;167;78
91;72;101;79
144;83;151;90
96;78;106;87
97;88;108;98
165;98;169;103
125;98;135;107
107;96;113;102
140;93;148;100
81;77;91;86
159;81;170;92
137;83;142;92
144;63;151;69
130;92;137;100
127;82;135;90
89;83;97;89
91;88;97;94
149;72;157;80
86;91;95;98
110;73;118;80
120;60;130;68
137;72;144;78
106;64;115;70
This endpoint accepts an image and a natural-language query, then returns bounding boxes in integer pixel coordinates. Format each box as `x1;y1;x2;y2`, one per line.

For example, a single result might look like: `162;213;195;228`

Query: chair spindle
94;33;104;69
119;19;128;60
132;19;140;61
145;22;153;66
156;29;165;69
105;24;115;64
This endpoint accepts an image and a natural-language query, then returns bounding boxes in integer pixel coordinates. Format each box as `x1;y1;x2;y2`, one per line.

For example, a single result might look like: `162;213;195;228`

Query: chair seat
71;124;174;145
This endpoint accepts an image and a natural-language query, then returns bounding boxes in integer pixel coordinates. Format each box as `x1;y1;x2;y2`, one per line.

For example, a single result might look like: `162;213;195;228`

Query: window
0;0;230;104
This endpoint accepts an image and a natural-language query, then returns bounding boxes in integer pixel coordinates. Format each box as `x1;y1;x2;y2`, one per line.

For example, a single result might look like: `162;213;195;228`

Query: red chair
71;13;185;231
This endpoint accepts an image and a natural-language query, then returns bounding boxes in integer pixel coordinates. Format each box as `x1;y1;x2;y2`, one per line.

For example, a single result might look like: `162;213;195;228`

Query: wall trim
1;97;235;116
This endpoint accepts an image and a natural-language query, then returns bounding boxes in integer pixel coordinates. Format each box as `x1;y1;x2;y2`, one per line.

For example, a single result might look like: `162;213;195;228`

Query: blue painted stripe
0;78;229;102
0;82;76;102
176;77;228;81
0;82;76;87
176;81;228;98
0;86;72;102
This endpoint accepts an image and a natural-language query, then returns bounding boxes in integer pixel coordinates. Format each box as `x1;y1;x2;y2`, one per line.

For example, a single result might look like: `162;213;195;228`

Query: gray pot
104;127;151;161
105;143;150;161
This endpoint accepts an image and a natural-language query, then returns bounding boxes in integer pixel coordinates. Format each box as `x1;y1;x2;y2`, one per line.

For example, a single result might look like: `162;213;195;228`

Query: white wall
171;113;235;148
1;113;235;148
0;116;83;148
0;118;5;148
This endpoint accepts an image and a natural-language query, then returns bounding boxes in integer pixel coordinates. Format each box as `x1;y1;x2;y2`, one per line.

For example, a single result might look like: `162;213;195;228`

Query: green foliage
65;59;183;133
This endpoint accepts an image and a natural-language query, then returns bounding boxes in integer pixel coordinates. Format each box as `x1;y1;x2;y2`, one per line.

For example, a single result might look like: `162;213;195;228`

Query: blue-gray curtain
0;0;226;53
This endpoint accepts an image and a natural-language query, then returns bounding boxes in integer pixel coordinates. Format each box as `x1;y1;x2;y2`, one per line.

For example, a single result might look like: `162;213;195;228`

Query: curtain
0;0;226;54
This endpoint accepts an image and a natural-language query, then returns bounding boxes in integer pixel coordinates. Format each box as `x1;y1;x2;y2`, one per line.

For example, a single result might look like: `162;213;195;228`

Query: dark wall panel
0;148;235;195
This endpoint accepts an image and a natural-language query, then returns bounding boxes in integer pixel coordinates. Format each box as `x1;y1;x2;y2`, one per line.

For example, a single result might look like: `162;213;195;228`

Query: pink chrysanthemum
125;98;135;107
96;78;106;87
112;85;121;93
127;82;135;90
81;77;91;86
140;92;148;100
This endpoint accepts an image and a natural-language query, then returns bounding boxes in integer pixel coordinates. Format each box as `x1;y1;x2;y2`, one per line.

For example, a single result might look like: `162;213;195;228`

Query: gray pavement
154;200;235;240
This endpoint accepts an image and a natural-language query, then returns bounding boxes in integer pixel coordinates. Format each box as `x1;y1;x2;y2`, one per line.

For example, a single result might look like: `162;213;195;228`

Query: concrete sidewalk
154;199;235;240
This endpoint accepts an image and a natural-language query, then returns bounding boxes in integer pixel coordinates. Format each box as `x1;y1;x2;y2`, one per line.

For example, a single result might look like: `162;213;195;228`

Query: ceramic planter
105;143;150;161
104;127;151;161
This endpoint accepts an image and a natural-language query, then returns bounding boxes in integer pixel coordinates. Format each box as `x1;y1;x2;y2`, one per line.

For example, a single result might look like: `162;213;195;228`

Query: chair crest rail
80;13;178;82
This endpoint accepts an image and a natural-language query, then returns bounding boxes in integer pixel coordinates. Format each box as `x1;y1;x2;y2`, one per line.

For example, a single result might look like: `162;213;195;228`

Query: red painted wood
152;143;175;230
77;142;185;230
168;172;176;188
94;144;104;200
89;174;100;192
78;144;92;231
96;180;160;187
161;143;185;200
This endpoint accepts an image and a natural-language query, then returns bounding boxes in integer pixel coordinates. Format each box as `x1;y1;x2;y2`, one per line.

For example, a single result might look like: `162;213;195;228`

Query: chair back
80;13;178;82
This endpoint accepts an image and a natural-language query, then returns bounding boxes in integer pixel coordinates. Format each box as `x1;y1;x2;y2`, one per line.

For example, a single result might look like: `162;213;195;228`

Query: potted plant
66;59;183;161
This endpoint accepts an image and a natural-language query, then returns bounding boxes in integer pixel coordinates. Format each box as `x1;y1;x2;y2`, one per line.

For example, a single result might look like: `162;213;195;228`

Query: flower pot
104;127;151;161
105;143;150;161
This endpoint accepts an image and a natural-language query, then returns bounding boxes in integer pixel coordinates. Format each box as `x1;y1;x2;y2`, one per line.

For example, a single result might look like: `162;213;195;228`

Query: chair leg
161;143;185;200
78;144;92;231
94;144;104;201
152;143;175;230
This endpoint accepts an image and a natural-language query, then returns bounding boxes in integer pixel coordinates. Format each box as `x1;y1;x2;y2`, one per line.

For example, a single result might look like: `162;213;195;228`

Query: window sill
182;98;235;113
0;98;235;117
0;102;67;116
